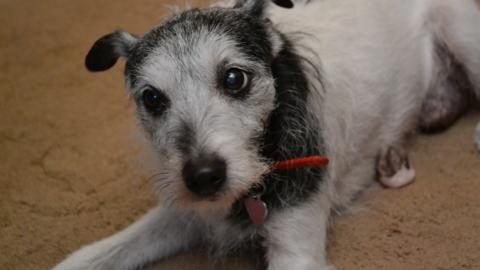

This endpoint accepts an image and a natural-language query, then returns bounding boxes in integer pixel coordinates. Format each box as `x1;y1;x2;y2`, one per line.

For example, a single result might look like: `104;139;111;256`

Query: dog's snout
182;156;226;197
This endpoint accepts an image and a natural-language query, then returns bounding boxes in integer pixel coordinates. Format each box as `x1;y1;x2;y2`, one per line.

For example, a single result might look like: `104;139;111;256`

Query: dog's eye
224;68;250;97
141;87;169;116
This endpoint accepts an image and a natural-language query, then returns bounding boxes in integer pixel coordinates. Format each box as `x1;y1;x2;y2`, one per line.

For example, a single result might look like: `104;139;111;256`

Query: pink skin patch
244;196;268;226
380;165;416;188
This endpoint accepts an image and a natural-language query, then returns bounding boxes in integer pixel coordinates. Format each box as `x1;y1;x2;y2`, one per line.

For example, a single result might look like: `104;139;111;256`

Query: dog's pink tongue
244;197;268;226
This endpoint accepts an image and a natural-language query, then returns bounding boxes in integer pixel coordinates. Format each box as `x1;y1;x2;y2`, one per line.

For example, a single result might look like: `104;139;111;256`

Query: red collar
244;156;329;226
271;156;329;171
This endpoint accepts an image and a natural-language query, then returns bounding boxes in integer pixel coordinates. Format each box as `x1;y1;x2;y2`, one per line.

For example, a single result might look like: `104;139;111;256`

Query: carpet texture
1;1;479;270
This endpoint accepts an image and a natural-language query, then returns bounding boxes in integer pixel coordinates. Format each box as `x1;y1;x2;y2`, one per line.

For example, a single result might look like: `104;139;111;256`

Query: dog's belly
269;0;435;203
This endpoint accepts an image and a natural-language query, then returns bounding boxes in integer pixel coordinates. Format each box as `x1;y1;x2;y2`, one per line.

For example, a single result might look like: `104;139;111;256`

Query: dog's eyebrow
217;58;258;74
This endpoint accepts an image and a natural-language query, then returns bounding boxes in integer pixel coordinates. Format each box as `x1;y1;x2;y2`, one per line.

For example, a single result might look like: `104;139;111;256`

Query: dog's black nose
182;156;226;197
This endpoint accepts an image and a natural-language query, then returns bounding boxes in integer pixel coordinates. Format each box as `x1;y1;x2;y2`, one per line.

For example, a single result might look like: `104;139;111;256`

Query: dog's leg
263;196;334;270
52;206;203;270
429;0;480;148
377;146;415;189
418;46;470;133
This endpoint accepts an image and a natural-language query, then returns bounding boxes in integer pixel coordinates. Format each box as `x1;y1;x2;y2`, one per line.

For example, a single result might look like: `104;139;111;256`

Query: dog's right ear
85;30;138;72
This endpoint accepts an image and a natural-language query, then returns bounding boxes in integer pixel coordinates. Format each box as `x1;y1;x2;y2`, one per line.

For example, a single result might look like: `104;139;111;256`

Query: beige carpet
1;1;479;270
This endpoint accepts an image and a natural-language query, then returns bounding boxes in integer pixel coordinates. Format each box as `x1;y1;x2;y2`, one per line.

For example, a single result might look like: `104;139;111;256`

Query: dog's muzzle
182;155;227;197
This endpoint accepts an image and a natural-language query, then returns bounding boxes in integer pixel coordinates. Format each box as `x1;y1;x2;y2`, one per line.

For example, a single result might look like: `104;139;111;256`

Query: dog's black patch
229;35;326;225
260;37;325;208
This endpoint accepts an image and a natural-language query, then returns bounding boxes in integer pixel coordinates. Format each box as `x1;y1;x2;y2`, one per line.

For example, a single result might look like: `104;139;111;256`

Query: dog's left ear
234;0;293;17
85;30;139;72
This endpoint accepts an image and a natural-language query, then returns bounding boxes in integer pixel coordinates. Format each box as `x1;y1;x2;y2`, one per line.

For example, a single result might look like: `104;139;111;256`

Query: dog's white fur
54;0;480;269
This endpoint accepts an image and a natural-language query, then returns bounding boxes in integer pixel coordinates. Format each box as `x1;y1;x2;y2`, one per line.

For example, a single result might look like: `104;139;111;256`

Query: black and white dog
54;0;480;269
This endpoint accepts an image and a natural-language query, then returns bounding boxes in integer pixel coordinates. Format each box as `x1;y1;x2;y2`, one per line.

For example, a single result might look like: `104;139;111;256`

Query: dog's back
268;0;480;203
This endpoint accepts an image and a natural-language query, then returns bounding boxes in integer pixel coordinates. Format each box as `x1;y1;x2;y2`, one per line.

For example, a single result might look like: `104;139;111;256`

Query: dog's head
86;0;300;212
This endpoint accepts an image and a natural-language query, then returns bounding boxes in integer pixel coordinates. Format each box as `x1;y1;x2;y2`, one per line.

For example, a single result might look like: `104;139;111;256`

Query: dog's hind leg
377;146;415;189
428;0;480;150
419;43;471;133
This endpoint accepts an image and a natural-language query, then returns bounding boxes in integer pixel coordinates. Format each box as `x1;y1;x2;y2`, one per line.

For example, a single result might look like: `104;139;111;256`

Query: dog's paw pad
380;165;415;188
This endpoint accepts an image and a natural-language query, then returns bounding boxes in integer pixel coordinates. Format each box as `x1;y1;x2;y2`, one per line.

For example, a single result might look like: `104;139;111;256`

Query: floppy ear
85;30;138;72
234;0;293;17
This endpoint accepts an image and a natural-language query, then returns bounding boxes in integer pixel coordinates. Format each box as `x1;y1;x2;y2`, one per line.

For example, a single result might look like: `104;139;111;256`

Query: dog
53;0;480;269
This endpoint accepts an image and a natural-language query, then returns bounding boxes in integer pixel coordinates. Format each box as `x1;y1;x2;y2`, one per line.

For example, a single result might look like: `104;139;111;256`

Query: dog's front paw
52;255;93;270
267;262;336;270
51;243;115;270
52;253;100;270
266;254;335;270
475;122;480;152
52;257;91;270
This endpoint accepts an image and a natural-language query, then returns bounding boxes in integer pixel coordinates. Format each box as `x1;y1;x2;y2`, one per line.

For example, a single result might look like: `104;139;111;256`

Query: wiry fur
55;0;480;270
